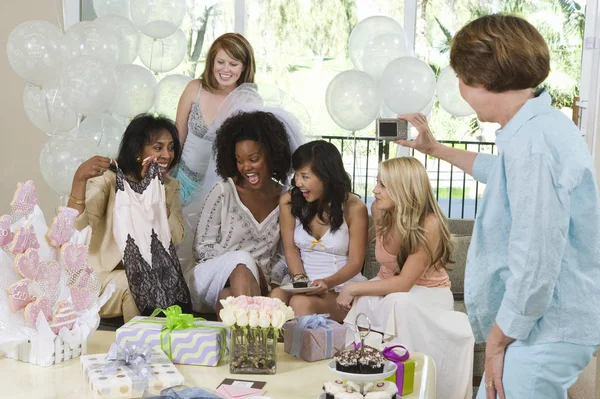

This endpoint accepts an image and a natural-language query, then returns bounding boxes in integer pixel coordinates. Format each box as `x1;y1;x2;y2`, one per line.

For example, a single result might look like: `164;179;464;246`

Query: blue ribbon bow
102;342;153;388
291;313;334;358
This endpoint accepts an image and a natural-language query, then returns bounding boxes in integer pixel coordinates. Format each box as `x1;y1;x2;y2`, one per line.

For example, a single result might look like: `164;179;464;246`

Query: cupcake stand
320;314;399;398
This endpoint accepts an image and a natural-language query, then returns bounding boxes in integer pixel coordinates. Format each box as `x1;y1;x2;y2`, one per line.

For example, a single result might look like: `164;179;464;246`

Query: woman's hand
74;156;112;183
484;323;514;399
306;278;328;296
395;113;439;156
141;156;157;178
336;284;356;311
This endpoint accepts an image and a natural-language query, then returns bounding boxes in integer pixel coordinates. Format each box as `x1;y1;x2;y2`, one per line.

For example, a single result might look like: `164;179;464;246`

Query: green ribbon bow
131;305;226;362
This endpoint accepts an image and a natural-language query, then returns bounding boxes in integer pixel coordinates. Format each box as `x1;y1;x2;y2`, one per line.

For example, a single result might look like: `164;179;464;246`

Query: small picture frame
376;118;408;141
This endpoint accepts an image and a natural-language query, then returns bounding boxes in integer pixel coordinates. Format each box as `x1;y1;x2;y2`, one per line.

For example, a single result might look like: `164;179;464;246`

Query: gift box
81;345;184;399
4;334;87;367
116;312;226;366
383;345;415;396
283;314;346;362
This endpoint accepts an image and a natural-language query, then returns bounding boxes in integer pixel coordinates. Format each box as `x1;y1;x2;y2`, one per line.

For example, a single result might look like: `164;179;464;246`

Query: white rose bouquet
219;296;294;374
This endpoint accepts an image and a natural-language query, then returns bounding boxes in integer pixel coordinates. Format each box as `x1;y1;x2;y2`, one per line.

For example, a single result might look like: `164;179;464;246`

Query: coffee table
0;330;436;398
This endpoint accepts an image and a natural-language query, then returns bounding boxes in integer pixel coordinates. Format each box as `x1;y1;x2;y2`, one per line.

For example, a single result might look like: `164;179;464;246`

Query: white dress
344;282;474;399
112;163;191;313
290;218;366;290
184;178;287;312
177;84;306;272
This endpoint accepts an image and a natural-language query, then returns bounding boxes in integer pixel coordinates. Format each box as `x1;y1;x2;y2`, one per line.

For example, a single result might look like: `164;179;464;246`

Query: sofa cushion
447;219;475;236
363;237;380;279
448;234;471;296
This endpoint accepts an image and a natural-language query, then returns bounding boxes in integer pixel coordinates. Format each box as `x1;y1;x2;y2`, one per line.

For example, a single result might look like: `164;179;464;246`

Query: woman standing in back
174;33;257;205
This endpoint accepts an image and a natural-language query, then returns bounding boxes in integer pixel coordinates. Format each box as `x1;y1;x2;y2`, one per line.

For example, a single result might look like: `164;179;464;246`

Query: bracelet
69;193;85;205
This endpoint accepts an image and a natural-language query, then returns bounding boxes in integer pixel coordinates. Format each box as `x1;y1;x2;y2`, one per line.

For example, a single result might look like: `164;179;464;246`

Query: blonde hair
376;157;453;274
200;33;256;92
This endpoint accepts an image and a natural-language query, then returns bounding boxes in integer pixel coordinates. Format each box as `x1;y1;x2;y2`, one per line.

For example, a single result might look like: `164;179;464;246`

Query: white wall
0;0;63;217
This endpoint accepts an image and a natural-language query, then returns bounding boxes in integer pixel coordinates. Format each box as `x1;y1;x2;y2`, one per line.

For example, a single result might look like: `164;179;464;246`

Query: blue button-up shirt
465;90;600;345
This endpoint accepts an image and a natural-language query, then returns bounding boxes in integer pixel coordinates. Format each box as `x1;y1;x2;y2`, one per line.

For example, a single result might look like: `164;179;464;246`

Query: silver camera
376;118;408;141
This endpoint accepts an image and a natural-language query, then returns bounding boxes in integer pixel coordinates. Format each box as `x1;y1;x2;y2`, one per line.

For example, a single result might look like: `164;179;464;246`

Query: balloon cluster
325;16;474;132
6;0;193;194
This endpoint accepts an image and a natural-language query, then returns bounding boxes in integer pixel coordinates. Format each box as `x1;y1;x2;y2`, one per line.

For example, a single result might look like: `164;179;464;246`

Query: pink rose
260;298;279;313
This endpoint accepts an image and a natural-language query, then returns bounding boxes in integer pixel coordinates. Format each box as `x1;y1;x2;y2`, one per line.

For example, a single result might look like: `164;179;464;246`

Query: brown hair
199;33;256;92
450;14;550;92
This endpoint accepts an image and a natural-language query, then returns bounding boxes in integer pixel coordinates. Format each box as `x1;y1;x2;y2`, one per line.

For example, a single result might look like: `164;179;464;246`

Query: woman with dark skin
185;111;295;316
68;114;184;322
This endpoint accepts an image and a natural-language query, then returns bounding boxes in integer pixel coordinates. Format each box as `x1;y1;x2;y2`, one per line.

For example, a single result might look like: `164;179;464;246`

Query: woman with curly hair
339;157;474;399
269;140;368;322
184;110;297;314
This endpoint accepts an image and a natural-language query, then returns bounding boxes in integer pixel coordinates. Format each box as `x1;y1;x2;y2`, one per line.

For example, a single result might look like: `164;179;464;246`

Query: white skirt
184;250;260;313
344;284;474;399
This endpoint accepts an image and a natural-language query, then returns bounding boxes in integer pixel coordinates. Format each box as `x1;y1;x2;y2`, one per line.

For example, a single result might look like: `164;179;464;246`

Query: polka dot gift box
80;347;184;398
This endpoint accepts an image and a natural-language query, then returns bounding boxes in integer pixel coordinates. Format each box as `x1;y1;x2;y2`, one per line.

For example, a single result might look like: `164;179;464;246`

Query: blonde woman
339;157;474;399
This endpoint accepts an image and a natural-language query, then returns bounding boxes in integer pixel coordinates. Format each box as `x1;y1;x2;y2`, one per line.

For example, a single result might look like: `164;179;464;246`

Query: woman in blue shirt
398;15;600;399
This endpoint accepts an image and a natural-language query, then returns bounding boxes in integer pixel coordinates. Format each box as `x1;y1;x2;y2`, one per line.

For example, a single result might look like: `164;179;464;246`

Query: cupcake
291;273;310;288
323;380;348;399
334;389;364;399
364;381;398;398
357;350;386;374
347;381;373;393
336;345;386;374
334;349;359;373
364;392;394;399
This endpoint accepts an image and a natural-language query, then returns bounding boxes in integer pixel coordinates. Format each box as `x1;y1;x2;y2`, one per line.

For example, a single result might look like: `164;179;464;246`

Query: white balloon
58;56;118;115
325;70;382;131
361;32;410;81
6;21;70;86
109;64;157;118
95;15;140;65
349;16;406;71
153;74;192;120
420;97;435;117
436;65;475;117
23;82;78;136
379;56;436;115
138;30;187;73
66;22;120;67
40;135;99;194
79;114;124;153
92;0;131;19
130;0;187;39
381;97;433;119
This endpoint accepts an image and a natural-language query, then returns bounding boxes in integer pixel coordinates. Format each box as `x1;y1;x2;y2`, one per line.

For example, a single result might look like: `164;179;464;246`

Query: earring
136;156;141;163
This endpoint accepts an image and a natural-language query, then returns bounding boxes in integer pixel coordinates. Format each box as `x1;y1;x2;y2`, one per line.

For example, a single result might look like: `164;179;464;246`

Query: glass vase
229;326;277;374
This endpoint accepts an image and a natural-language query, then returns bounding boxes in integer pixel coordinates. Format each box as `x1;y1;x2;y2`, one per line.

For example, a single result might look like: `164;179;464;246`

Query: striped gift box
116;316;226;366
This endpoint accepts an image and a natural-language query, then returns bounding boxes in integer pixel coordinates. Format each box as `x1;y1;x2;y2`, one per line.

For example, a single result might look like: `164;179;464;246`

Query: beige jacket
73;171;185;285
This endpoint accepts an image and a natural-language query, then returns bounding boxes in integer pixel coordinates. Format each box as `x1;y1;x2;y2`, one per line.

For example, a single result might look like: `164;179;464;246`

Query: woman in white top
270;140;368;322
185;110;294;314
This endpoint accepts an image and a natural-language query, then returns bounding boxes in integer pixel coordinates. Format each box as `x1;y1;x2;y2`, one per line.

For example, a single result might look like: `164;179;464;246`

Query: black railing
315;135;497;219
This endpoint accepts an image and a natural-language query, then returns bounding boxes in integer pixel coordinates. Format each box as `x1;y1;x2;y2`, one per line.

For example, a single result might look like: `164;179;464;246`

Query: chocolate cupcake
358;349;386;374
291;273;310;288
334;349;359;373
322;380;348;399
